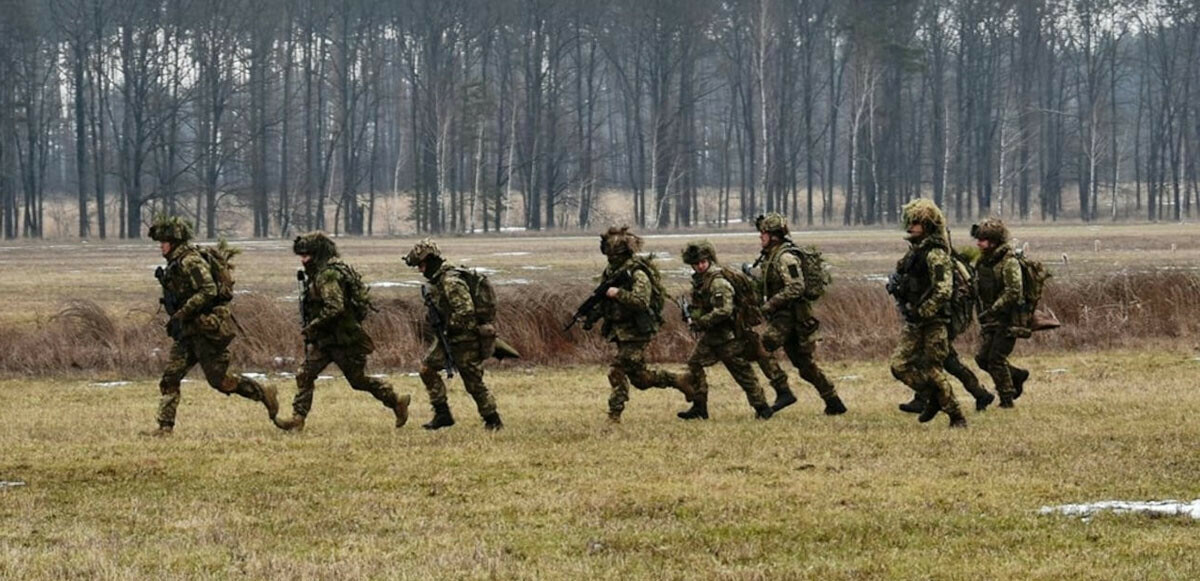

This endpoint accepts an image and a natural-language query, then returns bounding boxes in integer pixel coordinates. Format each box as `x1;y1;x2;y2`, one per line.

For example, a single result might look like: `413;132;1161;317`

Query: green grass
2;350;1198;579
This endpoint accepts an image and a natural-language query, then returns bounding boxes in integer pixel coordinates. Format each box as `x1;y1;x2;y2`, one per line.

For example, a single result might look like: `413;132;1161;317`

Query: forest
1;0;1197;239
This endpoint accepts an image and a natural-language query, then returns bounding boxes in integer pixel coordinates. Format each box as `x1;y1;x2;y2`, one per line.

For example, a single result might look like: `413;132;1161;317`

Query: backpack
720;266;764;327
948;251;977;336
1014;249;1050;310
197;239;239;303
454;267;498;325
327;261;375;322
785;244;831;301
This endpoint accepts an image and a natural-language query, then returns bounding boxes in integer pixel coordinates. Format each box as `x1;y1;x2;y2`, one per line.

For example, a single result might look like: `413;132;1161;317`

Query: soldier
274;232;411;431
577;226;693;422
887;199;967;428
971;217;1030;408
754;213;847;415
404;239;503;430
677;240;773;421
897;331;995;413
144;215;278;436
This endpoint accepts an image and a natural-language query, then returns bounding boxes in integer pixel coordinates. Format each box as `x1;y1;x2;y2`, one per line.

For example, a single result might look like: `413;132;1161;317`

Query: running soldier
971;218;1031;408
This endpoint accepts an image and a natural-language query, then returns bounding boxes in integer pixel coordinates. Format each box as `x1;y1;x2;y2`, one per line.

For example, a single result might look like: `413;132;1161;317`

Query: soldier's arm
175;254;217;320
442;275;478;332
612;269;652;310
695;277;735;327
305;268;345;331
988;256;1024;314
917;248;953;319
763;252;806;313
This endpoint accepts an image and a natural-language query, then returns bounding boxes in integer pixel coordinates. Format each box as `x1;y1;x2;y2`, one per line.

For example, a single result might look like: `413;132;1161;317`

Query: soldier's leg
784;329;845;415
419;343;456;429
193;337;279;421
289;346;333;421
976;329;1018;405
919;325;965;427
152;341;197;432
332;348;411;427
889;325;926;392
452;342;498;422
678;343;716;419
946;343;992;410
607;342;636;417
621;339;685;395
719;342;771;418
746;331;792;402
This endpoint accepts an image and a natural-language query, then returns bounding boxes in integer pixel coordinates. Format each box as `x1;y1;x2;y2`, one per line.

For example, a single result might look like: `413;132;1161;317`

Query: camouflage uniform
587;227;687;421
276;232;410;431
887;200;966;428
405;239;503;430
146;216;277;435
755;213;844;415
972;218;1030;407
678;241;772;420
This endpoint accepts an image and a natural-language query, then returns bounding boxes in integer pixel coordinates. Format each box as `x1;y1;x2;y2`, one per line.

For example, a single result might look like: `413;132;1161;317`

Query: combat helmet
600;226;642;257
681;240;718;265
901;198;946;235
403;238;442;267
970;217;1009;244
148;215;194;243
755;213;789;237
293;231;339;263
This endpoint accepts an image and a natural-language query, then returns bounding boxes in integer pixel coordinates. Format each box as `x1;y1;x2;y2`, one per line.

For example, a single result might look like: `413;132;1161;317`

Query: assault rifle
564;269;633;331
422;285;457;378
155;266;182;340
675;296;692;325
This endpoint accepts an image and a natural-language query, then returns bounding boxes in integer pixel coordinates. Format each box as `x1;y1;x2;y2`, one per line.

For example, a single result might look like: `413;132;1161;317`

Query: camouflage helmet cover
148;215;194;243
901;198;946;231
681;240;718;265
293;231;339;262
755;213;789;236
403;238;442;266
970;217;1009;244
599;225;643;256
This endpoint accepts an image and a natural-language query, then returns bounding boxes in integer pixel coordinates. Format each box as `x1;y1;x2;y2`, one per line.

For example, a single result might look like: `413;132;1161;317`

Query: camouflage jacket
426;263;480;343
688;266;738;345
302;257;374;352
895;235;953;324
161;243;234;341
761;242;813;321
976;243;1023;329
599;256;656;342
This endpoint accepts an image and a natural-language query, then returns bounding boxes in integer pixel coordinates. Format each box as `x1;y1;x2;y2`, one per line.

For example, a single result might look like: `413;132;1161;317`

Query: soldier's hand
605;287;620;299
582;319;594;331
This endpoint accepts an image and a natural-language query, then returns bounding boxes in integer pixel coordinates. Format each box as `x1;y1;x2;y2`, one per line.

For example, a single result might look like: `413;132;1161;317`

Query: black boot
754;404;774;420
482;411;503;431
948;410;968;428
974;391;995;411
677;401;708;420
998;395;1015;408
1012;368;1029;399
771;388;797;412
899;392;928;414
422;403;456;430
823;395;847;416
918;398;942;423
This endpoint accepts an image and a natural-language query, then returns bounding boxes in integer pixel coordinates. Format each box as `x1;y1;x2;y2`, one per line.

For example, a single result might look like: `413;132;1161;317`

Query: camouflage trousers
157;336;268;427
761;317;838;399
419;338;497;417
684;338;768;409
293;344;402;418
975;328;1027;400
742;330;790;397
910;342;987;400
607;340;685;413
888;322;962;417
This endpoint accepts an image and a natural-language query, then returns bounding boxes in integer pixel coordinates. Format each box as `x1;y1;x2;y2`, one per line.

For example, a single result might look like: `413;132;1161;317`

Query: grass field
2;351;1198;579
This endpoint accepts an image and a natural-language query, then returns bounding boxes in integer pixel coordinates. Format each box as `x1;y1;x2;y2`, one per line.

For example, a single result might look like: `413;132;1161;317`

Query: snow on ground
369;281;422;288
89;381;131;388
1041;500;1200;521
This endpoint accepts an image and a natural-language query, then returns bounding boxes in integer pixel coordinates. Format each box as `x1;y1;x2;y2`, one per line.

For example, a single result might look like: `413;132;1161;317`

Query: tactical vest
599;257;660;335
895;238;949;316
691;269;738;337
976;245;1018;320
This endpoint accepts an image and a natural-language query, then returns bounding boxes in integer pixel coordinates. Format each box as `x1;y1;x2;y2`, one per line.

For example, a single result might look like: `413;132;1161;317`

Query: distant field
1;351;1198;578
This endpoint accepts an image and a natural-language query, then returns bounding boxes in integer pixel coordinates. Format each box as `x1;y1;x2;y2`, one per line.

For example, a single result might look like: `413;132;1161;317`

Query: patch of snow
470;267;501;275
241;372;268;380
369;374;388;379
317;375;335;381
1040;499;1200;521
369;281;422;288
521;265;552;270
0;481;27;489
492;251;531;256
836;375;862;382
278;372;296;379
1047;368;1069;374
495;278;531;285
864;274;890;284
90;381;131;388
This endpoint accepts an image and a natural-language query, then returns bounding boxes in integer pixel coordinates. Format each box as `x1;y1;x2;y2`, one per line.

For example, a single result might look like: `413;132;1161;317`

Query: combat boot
274;415;306;431
898;392;927;414
261;384;279;420
482;412;504;431
1012;368;1029;399
917;398;942;423
607;409;622;423
422;403;455;430
771;388;797;413
139;424;173;437
974;391;995;412
947;409;968;428
677;400;708;420
822;395;847;416
754;404;774;420
998;395;1015;408
393;394;412;428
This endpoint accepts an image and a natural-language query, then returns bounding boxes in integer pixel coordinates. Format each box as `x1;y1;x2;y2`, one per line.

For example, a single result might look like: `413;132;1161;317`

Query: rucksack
454;267;498;325
197;239;239;303
1014;249;1050;310
784;244;831;301
948;251;977;336
327;261;375;322
719;266;764;327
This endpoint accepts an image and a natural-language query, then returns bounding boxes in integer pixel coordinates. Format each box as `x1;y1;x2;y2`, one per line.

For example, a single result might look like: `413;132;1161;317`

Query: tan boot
261;384;279;420
394;394;412;428
275;415;306;431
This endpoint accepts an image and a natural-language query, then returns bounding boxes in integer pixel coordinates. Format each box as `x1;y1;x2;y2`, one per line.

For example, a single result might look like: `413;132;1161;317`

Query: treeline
1;0;1197;240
